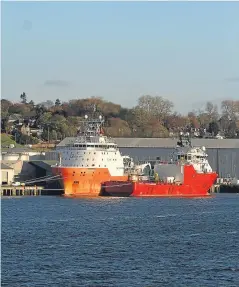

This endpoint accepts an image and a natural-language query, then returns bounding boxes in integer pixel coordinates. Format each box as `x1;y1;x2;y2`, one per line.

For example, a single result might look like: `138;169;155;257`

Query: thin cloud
44;80;70;87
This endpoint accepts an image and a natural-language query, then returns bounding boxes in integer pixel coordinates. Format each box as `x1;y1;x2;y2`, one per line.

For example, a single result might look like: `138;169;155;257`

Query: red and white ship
101;133;218;197
51;111;134;197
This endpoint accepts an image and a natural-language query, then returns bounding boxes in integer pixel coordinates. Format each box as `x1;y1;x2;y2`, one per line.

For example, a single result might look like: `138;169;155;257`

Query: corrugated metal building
57;137;239;149
52;137;239;178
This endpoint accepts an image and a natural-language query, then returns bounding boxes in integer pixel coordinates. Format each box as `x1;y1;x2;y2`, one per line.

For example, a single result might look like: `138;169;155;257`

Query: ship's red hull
101;165;218;197
51;166;128;197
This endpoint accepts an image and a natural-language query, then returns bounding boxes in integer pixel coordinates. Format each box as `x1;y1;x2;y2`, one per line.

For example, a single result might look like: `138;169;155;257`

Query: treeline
1;92;239;144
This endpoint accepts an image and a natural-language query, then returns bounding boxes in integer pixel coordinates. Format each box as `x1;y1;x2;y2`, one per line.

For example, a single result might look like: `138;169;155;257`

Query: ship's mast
77;104;104;137
177;132;192;148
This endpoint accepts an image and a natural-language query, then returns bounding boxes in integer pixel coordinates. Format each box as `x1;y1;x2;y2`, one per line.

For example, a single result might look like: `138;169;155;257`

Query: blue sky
2;1;239;114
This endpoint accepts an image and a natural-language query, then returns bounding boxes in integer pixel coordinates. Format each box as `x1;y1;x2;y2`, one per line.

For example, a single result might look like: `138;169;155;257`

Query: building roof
29;160;58;172
1;147;33;153
57;137;239;149
1;162;13;170
8;114;23;121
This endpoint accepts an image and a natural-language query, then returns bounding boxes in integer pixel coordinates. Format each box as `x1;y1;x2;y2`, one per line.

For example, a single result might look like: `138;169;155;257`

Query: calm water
2;194;239;287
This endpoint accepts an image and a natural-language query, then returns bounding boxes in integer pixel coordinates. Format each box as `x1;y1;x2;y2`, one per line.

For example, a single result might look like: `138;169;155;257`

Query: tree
51;130;58;141
136;95;173;122
36;112;52;127
29;100;35;106
226;121;237;138
8;103;31;115
104;118;132;137
188;112;200;129
221;100;239;121
1;99;12;119
205;101;219;121
20;92;27;104
164;113;189;132
208;121;219;136
39;100;54;109
18;134;39;145
55;99;61;106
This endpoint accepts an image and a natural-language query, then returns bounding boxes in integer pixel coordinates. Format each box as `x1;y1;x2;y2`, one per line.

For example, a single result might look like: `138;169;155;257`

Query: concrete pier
1;185;44;196
210;184;220;193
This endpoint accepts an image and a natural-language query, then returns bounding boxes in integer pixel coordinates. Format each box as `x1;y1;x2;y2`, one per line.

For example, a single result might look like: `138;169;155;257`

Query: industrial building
0;148;45;184
46;137;239;178
1;163;14;185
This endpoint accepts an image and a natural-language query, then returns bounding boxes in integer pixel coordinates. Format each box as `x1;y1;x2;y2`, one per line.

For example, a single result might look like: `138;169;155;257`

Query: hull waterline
101;165;218;198
52;166;128;197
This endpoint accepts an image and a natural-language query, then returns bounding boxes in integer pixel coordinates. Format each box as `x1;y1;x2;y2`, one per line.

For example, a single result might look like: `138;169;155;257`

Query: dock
210;184;220;193
1;186;64;196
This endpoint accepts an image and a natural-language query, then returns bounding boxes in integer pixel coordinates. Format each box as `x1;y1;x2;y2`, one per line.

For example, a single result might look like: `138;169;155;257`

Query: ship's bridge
175;146;208;162
58;135;118;151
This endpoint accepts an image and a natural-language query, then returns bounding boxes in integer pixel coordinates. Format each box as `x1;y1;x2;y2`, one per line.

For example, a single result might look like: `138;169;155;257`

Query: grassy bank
1;133;23;148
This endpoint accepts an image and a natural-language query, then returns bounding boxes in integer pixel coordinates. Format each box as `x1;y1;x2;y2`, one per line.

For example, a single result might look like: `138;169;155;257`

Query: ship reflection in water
2;195;239;286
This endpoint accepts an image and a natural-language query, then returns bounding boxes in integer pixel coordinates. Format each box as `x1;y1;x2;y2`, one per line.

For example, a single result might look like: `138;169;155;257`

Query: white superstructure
154;132;213;182
55;114;133;176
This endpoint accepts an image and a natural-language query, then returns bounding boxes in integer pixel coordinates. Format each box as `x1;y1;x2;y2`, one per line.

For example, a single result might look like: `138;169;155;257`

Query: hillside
1;96;239;142
1;133;23;148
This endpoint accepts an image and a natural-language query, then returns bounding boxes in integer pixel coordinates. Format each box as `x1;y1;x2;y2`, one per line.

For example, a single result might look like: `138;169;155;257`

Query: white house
1;163;14;185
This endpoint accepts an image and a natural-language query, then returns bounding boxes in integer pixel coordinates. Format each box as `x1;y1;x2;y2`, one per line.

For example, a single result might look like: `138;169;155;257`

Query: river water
2;194;239;286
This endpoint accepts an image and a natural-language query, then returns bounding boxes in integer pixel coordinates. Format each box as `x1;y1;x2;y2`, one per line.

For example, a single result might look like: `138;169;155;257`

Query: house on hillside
30;127;43;137
8;114;23;124
18;124;31;136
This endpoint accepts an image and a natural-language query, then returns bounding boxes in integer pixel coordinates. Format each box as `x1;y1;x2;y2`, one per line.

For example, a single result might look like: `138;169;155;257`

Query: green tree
208;121;219;136
55;99;61;106
51;130;58;141
18;134;39;145
20;92;27;104
37;112;52;127
29;100;35;106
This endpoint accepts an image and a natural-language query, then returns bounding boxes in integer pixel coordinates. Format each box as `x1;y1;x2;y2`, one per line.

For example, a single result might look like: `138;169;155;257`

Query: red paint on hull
102;165;218;197
52;166;128;197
